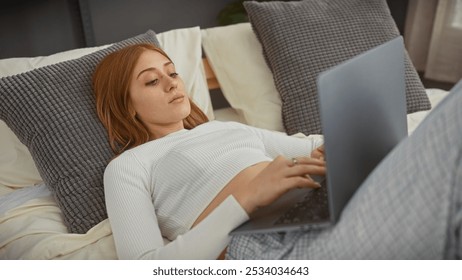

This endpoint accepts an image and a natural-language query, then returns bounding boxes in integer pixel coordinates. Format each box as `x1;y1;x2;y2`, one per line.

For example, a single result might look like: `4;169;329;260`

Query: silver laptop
230;36;408;235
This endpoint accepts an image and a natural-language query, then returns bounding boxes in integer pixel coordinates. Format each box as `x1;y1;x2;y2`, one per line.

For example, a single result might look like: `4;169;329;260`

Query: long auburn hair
93;43;209;155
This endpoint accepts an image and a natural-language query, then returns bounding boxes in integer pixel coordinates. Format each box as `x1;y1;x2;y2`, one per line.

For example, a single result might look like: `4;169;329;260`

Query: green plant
217;0;248;26
217;0;295;26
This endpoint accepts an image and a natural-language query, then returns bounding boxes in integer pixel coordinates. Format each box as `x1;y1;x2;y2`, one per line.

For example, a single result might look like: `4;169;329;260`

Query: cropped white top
104;121;322;259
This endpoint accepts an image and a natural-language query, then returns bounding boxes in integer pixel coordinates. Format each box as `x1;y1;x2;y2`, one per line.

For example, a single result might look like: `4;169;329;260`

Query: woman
93;43;326;259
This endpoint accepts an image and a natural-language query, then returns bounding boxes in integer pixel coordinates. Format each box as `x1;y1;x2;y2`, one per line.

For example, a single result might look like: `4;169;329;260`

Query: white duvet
0;184;116;259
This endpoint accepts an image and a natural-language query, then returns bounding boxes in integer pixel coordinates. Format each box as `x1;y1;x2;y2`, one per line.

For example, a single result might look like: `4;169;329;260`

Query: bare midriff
190;161;271;259
191;161;270;228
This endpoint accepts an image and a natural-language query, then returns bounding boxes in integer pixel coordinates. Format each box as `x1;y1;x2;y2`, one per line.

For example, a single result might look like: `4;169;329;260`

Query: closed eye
145;79;158;86
169;72;179;78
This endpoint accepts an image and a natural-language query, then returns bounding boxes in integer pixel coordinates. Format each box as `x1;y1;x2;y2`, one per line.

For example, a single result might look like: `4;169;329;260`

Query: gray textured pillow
0;30;160;234
244;0;431;136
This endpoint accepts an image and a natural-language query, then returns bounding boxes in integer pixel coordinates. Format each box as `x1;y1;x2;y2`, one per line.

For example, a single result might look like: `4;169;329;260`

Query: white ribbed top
104;121;323;259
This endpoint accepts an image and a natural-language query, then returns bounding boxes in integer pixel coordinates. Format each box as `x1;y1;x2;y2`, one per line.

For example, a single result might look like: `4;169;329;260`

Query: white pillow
0;45;110;77
202;23;284;131
0;26;212;187
0;122;42;187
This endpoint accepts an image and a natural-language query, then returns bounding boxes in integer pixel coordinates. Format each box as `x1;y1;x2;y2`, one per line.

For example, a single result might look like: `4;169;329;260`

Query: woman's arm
104;154;248;260
218;122;326;213
227;121;324;159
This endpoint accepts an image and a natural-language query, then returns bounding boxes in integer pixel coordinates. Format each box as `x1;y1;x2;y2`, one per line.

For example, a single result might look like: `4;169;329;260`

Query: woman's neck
149;122;185;140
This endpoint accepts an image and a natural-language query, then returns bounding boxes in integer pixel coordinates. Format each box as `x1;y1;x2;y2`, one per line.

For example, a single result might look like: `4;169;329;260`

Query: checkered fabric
244;0;431;136
0;31;160;234
227;81;462;259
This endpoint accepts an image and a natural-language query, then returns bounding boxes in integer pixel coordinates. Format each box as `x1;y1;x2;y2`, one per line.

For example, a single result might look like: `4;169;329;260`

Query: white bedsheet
406;88;448;134
0;184;116;259
0;183;50;215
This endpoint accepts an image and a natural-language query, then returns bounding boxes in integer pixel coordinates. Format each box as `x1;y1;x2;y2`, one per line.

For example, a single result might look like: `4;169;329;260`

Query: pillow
244;0;431;136
0;31;160;234
202;23;284;131
0;46;110;77
0;28;210;234
0;27;211;190
0;121;42;187
0;46;110;189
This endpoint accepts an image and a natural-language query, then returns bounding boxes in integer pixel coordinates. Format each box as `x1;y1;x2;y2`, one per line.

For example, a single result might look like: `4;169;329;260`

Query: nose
164;74;178;92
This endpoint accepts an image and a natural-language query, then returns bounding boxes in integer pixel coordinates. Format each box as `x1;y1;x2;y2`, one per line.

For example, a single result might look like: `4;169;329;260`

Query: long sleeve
226;121;324;159
104;155;249;260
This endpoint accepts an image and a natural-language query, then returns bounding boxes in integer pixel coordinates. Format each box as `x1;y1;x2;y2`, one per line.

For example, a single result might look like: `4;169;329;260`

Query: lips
169;94;185;103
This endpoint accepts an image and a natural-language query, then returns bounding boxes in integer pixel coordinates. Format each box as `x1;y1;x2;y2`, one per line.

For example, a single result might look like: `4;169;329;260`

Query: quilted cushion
244;0;431;135
0;30;159;234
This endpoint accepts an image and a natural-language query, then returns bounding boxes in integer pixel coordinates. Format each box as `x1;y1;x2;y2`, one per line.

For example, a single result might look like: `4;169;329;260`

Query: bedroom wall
0;0;236;59
81;0;237;46
1;0;408;59
0;0;85;59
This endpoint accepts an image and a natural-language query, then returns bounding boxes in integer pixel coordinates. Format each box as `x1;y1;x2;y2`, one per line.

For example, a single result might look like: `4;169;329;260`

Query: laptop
230;36;408;235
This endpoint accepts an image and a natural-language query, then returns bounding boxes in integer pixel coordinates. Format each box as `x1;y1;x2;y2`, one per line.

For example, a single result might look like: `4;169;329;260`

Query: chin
182;110;192;119
178;106;191;119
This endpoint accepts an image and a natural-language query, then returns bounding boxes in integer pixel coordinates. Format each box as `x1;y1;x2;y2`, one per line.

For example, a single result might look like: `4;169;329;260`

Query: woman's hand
311;144;325;160
236;156;326;214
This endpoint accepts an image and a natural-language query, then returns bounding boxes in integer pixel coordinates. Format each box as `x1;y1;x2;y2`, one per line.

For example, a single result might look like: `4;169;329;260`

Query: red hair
93;43;209;155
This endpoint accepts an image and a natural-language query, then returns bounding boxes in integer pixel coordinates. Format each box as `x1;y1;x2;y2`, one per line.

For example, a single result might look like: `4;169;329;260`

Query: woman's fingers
288;164;326;177
284;175;321;189
290;156;325;166
286;157;326;177
311;145;325;160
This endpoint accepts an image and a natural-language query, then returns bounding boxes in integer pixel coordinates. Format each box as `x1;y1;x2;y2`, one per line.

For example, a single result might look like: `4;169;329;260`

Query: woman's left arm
235;122;324;159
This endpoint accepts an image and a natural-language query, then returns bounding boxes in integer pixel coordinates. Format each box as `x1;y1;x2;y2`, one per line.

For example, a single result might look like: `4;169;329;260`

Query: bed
0;0;452;260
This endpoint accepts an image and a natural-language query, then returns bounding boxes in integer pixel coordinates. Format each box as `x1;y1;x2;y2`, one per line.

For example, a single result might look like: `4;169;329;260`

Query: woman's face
129;49;190;136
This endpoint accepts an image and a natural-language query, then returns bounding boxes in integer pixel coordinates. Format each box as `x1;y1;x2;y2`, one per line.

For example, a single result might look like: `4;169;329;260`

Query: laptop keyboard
273;183;329;225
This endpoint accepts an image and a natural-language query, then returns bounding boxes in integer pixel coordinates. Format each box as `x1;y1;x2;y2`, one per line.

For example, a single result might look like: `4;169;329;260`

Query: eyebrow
136;61;173;79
